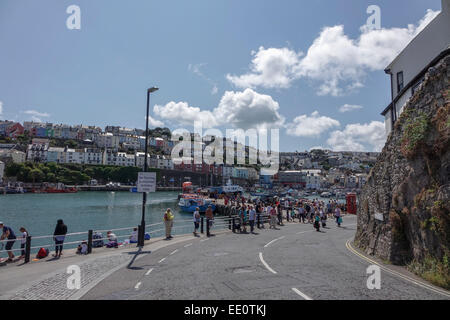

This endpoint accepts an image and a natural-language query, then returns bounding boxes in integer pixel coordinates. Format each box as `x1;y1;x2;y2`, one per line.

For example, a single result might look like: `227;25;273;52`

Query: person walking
240;207;248;233
193;207;201;236
164;208;174;240
314;212;321;232
269;206;277;229
205;205;214;237
53;219;67;258
284;199;290;222
335;206;342;227
305;203;312;223
320;207;327;228
277;203;283;226
0;222;17;262
248;205;256;233
298;205;306;223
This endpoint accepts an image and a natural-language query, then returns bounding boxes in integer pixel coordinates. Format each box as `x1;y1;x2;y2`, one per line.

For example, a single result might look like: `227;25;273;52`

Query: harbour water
0;191;188;256
0;191;345;257
0;191;185;236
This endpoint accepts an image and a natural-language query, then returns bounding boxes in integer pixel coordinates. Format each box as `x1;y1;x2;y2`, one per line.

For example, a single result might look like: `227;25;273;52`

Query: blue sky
0;0;443;152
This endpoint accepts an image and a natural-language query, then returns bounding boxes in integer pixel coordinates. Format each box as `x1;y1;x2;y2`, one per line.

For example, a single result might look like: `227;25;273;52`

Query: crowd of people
219;195;346;234
1;195;347;263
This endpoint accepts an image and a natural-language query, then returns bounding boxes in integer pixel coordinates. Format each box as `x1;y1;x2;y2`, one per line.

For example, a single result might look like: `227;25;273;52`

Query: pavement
1;214;449;300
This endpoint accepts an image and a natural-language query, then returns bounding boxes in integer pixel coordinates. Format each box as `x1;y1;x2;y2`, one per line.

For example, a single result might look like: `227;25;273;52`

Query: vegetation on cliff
355;55;450;289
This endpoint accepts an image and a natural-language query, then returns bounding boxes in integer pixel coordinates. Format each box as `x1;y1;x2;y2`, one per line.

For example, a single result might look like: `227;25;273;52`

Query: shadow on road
126;247;152;270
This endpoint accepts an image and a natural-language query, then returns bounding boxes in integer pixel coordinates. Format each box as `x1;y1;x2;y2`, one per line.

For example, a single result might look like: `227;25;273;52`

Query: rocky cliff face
355;53;450;288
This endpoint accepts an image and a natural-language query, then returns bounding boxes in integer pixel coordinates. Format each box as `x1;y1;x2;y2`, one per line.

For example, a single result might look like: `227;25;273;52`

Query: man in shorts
0;222;17;262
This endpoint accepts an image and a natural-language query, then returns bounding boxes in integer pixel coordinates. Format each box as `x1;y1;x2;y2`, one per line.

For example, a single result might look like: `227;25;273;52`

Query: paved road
82;215;450;300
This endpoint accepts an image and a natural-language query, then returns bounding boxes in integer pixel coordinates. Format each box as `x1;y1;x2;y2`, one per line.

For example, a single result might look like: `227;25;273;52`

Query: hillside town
0;120;378;191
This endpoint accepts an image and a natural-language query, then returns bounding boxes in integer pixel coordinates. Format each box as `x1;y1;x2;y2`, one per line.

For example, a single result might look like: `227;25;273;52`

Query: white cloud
0;101;3;115
227;9;439;96
339;104;363;113
214;88;284;130
226;47;303;89
146;115;165;128
327;121;386;152
154;88;284;130
188;63;219;95
286;111;340;137
153;101;218;128
310;146;325;151
23;110;51;122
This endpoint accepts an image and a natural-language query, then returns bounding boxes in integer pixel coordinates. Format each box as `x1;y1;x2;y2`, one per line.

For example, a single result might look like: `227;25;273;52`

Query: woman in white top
130;227;138;243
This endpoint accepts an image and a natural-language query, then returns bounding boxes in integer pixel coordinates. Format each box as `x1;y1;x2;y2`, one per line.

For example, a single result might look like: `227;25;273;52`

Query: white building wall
385;0;450;133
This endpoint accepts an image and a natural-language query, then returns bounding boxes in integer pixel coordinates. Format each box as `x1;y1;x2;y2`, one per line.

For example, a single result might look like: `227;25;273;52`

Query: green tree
29;168;45;183
64;140;77;148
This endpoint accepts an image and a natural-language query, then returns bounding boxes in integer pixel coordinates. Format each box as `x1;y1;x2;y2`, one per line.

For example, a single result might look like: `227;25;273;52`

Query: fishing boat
178;194;216;213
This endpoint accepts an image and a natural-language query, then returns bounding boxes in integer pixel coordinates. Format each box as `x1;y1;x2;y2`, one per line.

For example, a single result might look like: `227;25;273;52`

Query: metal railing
0;213;255;263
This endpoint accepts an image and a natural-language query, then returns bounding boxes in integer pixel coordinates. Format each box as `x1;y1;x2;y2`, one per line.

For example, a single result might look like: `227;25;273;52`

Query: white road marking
158;257;166;263
145;268;153;276
292;288;313;300
259;252;277;274
200;238;209;242
184;243;193;248
264;239;278;248
135;282;142;290
170;249;178;255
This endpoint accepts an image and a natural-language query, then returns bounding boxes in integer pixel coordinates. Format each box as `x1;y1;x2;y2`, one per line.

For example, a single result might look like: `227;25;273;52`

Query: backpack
93;232;104;248
36;247;49;259
144;232;151;241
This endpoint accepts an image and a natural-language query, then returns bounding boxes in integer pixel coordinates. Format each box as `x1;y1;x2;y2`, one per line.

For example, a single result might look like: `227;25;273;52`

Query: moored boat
178;194;216;213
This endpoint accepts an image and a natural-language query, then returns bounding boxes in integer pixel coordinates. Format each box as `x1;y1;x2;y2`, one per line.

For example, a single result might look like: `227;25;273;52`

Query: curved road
82;215;450;300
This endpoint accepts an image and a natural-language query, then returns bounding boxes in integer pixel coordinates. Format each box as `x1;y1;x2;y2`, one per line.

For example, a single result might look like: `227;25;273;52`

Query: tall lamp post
138;86;159;247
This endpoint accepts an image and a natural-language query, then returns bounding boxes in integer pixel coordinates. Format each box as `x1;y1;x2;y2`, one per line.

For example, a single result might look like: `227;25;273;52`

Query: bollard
257;213;261;229
206;218;210;237
137;224;144;247
201;217;204;234
87;230;93;254
228;218;232;230
232;217;236;233
24;236;31;263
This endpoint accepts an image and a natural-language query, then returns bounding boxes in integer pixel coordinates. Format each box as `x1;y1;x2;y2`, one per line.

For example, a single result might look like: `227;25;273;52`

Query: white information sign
137;172;156;193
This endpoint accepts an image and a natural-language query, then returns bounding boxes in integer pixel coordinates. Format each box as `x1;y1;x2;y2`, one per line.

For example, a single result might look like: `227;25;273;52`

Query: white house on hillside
382;0;450;134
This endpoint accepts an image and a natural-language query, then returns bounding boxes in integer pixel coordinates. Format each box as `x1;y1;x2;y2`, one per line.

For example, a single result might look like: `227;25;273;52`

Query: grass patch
408;254;450;290
400;113;430;158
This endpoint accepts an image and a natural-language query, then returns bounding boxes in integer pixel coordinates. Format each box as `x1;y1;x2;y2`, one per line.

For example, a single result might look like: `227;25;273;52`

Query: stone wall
355;53;450;273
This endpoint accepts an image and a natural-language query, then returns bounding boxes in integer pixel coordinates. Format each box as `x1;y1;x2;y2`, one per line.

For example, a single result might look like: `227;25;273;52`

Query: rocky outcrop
355;53;450;288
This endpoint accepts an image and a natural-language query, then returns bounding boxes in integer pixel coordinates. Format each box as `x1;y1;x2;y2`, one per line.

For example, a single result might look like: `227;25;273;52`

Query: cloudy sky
0;0;443;152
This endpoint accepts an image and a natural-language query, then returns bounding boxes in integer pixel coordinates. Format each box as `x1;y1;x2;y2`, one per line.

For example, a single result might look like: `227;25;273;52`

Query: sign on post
137;172;156;193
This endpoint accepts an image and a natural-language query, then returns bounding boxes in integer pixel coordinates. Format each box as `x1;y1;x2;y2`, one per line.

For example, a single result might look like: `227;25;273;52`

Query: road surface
82;215;450;300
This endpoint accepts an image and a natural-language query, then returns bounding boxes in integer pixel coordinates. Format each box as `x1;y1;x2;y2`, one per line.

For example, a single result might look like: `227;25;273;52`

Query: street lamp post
138;86;159;247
